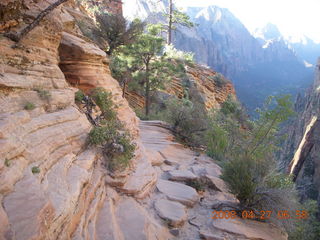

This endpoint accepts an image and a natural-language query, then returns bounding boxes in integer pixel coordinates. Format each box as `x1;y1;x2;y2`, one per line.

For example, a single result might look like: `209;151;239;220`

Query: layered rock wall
280;59;320;202
0;1;288;239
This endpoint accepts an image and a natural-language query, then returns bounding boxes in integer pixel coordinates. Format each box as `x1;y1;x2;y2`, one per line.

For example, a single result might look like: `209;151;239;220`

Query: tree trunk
167;0;173;45
6;0;69;42
122;79;127;98
145;63;150;116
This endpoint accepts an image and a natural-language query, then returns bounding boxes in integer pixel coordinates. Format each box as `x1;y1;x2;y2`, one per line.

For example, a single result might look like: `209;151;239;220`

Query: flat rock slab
156;180;198;207
154;199;187;227
168;170;197;181
212;218;288;240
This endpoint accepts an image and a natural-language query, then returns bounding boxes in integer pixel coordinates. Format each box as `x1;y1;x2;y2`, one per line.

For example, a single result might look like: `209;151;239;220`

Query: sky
175;0;320;42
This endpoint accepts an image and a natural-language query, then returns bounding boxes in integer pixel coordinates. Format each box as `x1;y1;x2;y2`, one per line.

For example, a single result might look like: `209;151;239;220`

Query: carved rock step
154;199;187;227
156;179;198;207
167;170;197;182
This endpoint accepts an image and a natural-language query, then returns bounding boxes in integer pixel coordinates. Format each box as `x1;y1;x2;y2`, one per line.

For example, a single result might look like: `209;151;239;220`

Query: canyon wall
0;1;288;239
280;59;320;203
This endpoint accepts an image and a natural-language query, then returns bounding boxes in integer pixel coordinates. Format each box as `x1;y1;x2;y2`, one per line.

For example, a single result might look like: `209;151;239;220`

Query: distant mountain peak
253;23;282;41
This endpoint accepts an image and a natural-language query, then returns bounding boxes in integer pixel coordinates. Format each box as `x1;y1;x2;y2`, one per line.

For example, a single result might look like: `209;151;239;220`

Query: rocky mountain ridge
123;0;313;114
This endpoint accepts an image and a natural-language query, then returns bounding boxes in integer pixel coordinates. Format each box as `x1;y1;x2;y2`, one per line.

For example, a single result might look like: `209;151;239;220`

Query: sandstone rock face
0;1;288;240
0;1;153;239
124;63;236;112
281;59;320;203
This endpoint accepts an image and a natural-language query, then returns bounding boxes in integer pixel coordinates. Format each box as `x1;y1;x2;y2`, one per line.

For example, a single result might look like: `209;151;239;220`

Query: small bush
24;102;36;110
211;73;228;88
4;158;11;167
32;166;40;174
35;88;51;100
107;133;135;171
158;98;208;147
218;95;298;230
91;87;117;121
87;88;135;172
75;90;85;102
164;44;194;64
288;200;320;240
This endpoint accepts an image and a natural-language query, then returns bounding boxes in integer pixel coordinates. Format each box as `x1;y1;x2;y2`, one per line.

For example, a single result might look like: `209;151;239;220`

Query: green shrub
75;90;85;102
35;88;51;100
210;73;228;88
206;122;228;161
88;123;117;146
108;133;136;171
91;87;117;121
158;98;208;147
87;88;135;172
289;200;320;240
4;158;11;167
218;95;298;230
24;102;36;110
32;166;40;174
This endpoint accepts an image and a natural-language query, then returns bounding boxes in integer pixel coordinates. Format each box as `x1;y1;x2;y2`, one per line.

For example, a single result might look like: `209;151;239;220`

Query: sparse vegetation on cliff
85;88;135;172
24;102;36;110
213;95;299;230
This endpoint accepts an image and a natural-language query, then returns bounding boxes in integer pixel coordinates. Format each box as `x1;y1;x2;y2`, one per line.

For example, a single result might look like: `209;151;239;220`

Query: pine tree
164;0;194;44
113;24;180;116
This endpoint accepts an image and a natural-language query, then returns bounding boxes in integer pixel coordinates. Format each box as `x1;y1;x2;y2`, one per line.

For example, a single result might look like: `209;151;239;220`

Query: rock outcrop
125;63;236;112
0;1;287;239
280;59;320;202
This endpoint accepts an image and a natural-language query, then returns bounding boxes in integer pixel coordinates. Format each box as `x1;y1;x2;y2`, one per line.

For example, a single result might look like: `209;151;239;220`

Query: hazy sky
175;0;320;42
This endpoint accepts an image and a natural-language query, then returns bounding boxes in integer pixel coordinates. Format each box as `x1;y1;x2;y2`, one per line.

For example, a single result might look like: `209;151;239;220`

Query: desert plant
87;88;135;172
218;95;298;229
4;158;11;167
32;166;40;174
75;90;85;102
35;88;51;100
288;200;320;240
24;102;36;110
90;87;117;121
158;97;208;146
211;73;228;88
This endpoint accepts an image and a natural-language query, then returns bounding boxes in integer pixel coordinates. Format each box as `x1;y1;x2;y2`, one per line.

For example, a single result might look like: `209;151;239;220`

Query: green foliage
24;102;36;110
75;90;85;102
90;87;117;121
112;24;185;116
32;166;40;174
206;96;248;161
171;10;195;28
87;88;135;172
108;133;135;172
185;179;206;192
156;97;208;146
93;14;144;54
289;200;320;240
210;73;228;88
4;158;11;167
206;122;228;161
35;88;51;100
163;44;194;63
209;95;299;229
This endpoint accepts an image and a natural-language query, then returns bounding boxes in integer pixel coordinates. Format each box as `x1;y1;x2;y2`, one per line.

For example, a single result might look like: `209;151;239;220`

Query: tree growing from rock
214;95;298;230
5;0;69;42
93;14;145;55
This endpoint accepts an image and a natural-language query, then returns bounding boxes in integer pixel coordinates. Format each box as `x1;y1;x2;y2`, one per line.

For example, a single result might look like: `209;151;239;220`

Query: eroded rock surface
0;1;288;240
